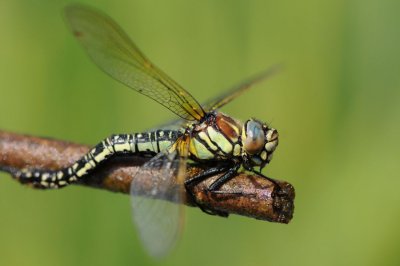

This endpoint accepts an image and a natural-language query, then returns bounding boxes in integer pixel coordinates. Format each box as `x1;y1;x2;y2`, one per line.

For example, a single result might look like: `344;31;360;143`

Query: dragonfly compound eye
243;120;265;155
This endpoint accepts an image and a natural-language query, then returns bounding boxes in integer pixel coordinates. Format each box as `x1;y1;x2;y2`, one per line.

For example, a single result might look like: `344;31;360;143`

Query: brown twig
0;130;294;223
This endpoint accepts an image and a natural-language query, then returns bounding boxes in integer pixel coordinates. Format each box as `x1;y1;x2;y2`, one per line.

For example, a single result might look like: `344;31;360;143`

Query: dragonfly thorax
188;112;240;161
188;112;278;170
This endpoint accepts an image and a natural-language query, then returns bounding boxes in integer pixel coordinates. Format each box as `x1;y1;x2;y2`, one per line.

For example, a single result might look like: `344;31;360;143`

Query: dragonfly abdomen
12;130;180;189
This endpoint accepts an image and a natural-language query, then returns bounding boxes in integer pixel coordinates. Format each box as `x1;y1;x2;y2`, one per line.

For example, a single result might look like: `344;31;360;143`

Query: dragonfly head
242;119;279;169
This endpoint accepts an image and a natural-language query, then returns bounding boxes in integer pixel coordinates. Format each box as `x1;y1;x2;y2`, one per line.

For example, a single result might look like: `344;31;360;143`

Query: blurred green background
1;0;399;265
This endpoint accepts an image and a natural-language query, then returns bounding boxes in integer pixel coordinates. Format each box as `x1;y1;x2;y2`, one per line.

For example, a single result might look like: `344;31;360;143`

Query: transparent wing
64;4;205;121
130;140;188;258
203;65;282;111
147;118;189;132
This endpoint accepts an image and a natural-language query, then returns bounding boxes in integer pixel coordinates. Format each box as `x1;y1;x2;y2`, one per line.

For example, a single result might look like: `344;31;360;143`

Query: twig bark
0;130;294;223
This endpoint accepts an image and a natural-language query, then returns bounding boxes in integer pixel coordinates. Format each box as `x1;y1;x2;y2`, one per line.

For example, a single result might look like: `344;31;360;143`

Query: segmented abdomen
12;130;180;189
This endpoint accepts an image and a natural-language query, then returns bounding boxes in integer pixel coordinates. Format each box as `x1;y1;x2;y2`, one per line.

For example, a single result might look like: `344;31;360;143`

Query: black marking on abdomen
8;131;181;189
155;131;161;153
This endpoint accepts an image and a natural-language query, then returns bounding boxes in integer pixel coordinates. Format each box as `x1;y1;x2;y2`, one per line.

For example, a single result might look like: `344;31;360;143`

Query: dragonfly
11;4;280;258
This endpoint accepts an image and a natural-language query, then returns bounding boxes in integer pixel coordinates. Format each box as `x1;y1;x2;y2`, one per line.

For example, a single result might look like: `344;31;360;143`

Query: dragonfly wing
130;146;187;258
146;117;188;132
64;4;205;121
203;65;282;111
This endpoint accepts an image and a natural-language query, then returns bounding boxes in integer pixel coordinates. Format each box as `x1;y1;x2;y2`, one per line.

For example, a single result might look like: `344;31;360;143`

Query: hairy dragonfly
10;5;281;258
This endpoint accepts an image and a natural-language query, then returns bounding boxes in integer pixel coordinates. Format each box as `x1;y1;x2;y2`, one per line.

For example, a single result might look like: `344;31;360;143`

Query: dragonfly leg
207;164;240;191
184;164;231;217
250;169;280;189
184;162;241;217
184;165;229;187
